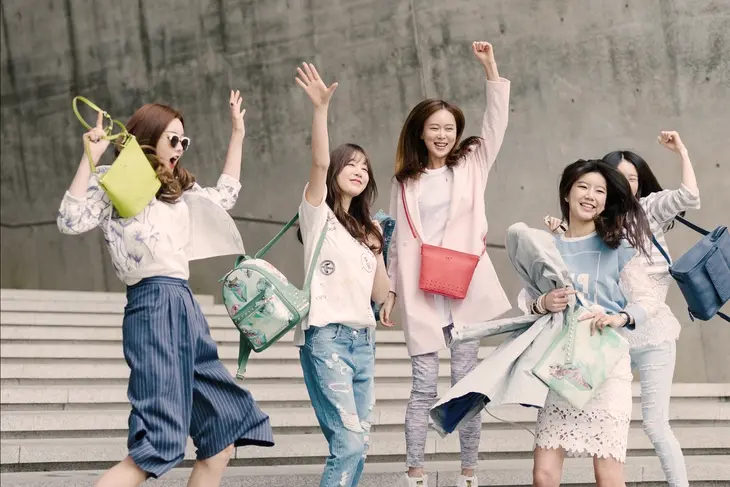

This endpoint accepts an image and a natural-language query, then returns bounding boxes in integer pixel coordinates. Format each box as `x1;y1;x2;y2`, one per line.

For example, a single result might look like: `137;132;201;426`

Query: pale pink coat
387;78;512;357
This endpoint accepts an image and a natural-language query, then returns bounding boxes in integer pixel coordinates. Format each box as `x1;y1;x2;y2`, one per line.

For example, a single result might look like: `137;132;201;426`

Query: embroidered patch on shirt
320;260;335;276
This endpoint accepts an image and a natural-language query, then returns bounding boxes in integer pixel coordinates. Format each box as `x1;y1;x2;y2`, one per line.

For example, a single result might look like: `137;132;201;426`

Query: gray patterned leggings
405;340;481;469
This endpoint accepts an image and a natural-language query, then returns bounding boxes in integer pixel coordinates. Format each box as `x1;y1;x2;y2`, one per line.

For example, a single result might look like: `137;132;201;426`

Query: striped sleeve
641;184;700;229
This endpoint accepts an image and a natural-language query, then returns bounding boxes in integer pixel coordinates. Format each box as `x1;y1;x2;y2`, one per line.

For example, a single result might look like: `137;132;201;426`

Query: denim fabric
300;323;376;487
631;341;688;487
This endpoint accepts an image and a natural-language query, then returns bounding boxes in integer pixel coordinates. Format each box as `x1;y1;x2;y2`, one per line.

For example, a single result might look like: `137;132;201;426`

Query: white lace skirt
534;351;633;462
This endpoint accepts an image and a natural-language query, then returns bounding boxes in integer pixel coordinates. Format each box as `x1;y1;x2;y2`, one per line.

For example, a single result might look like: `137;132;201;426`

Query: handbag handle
236;212;328;291
400;183;486;255
72;96;129;173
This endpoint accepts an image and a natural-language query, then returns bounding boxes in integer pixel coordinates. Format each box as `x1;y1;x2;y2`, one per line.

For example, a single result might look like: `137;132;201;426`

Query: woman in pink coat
379;41;511;487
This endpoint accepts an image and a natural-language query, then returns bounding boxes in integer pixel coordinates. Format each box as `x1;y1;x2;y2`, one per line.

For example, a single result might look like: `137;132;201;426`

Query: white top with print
57;166;244;286
294;185;377;345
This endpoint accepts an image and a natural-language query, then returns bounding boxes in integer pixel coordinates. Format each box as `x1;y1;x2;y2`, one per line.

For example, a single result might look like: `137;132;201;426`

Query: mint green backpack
220;214;327;378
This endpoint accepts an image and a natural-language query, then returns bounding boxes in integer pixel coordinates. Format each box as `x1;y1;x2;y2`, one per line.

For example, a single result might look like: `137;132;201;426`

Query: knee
201;444;234;471
337;433;366;463
533;465;561;487
594;467;623;487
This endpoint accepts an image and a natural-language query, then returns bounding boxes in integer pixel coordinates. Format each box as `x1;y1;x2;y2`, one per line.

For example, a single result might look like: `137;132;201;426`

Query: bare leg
94;456;147;487
594;456;626;487
186;444;235;487
532;447;565;487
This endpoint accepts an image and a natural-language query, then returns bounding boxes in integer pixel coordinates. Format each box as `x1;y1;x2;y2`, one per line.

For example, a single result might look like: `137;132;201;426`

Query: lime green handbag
73;96;161;218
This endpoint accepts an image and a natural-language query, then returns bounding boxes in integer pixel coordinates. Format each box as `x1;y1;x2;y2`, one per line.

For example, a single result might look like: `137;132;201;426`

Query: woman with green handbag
57;92;274;486
544;131;700;486
530;160;656;487
294;62;390;487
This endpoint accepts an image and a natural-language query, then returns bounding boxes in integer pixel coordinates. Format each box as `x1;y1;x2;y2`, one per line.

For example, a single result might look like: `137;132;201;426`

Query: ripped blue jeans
631;340;688;487
300;324;375;487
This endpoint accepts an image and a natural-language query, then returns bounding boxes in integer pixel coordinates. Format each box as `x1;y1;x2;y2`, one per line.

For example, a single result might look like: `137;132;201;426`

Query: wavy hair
394;99;481;183
118;103;195;203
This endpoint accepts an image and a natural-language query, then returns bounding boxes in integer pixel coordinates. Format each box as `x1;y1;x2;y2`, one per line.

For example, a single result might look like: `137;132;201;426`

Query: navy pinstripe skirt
123;277;274;478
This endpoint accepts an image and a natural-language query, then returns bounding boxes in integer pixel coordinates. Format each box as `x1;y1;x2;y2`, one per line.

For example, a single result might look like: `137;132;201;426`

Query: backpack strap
676;216;710;237
236;339;252;379
651;235;672;266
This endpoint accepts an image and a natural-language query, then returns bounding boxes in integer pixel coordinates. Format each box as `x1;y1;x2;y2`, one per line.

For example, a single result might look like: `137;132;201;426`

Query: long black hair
603;149;683;229
559;159;652;257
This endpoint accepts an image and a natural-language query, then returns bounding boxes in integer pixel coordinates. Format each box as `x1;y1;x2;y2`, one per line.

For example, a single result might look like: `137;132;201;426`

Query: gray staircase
1;289;729;486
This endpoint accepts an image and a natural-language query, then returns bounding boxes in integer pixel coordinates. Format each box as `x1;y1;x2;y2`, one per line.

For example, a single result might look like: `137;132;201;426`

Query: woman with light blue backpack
293;62;391;487
546;131;700;486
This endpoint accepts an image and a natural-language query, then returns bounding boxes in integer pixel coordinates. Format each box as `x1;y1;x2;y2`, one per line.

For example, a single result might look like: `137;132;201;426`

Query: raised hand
295;62;338;108
658;130;686;154
230;90;246;135
82;111;111;164
472;41;496;66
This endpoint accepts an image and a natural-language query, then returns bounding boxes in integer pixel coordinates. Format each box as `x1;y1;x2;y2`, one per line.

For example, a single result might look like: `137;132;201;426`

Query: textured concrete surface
1;1;729;381
2;457;730;486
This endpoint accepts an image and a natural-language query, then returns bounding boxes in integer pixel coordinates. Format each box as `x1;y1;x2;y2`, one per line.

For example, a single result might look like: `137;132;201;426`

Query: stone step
3;427;729;467
3;382;728;407
1;456;729;486
0;360;461;381
0;311;236;329
3;399;729;436
0;290;215;306
0;325;408;344
0;342;494;361
0;300;228;316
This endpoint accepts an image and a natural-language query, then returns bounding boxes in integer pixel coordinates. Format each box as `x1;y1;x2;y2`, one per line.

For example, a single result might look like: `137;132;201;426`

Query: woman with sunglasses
57;90;274;487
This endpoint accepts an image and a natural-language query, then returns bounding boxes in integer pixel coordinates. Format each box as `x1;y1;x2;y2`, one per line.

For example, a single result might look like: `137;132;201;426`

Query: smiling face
155;118;185;170
566;171;607;223
616;159;639;196
335;150;370;199
421;109;458;161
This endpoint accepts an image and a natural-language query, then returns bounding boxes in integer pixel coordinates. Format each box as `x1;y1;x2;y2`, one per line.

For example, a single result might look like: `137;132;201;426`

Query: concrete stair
1;289;729;486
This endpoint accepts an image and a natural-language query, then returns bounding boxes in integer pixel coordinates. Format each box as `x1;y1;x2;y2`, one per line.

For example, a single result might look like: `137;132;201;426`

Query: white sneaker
457;475;478;487
401;473;429;487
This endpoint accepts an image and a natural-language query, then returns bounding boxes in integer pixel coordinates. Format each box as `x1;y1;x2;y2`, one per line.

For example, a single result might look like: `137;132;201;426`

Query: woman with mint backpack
294;62;390;487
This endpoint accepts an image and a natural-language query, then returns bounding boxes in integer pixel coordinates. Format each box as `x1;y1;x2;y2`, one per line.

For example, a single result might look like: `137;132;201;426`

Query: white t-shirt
297;185;377;334
417;165;453;326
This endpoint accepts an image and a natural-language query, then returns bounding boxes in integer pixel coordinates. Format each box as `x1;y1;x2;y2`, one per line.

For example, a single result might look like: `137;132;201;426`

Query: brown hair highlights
119;103;195;203
328;144;383;254
394;98;481;183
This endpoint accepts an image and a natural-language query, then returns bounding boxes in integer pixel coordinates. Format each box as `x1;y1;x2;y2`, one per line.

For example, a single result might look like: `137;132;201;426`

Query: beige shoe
401;473;429;487
457;475;478;487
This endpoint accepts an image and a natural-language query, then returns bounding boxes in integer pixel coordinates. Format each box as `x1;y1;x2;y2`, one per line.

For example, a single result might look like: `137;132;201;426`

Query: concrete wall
1;0;729;381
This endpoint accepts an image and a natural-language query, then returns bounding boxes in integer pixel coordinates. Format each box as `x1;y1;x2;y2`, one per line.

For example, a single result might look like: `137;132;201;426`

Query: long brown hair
559;159;651;257
297;144;383;254
118;103;195;203
394;99;481;183
328;144;383;254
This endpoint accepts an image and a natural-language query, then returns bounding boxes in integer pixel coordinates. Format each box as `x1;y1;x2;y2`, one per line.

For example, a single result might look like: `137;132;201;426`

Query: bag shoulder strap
400;183;421;242
400;182;487;256
242;210;327;291
676;215;710;237
651;235;672;266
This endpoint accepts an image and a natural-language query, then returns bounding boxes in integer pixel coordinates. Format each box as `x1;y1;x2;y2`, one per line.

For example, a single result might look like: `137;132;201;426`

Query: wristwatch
618;311;632;327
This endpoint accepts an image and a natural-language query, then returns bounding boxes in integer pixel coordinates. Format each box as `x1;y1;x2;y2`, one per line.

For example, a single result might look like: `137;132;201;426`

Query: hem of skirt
534;442;626;463
195;418;274;460
628;336;679;349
